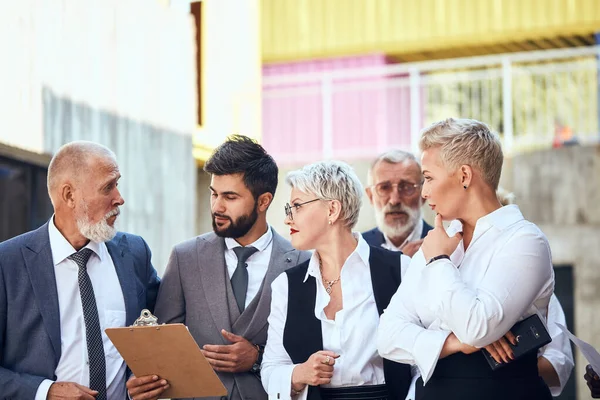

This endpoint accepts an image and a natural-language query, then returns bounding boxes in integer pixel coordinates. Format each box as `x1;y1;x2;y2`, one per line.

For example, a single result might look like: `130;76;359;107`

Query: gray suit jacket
0;222;160;399
154;228;310;400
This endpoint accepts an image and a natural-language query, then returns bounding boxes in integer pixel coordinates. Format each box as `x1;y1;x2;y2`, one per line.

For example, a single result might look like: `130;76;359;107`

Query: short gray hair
367;149;420;185
286;161;363;229
47;141;117;204
419;118;503;190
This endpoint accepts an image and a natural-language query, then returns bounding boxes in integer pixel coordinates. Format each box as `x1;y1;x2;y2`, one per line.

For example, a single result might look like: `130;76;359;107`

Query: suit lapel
373;228;386;247
420;219;434;238
235;229;296;339
198;235;233;339
107;234;138;325
22;223;62;365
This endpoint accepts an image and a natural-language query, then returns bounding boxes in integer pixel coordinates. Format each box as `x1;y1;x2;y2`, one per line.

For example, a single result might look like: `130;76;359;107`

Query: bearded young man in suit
362;150;432;257
140;135;310;400
0;141;161;400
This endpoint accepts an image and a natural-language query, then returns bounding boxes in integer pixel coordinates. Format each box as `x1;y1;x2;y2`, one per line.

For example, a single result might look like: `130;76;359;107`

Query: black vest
282;246;412;400
415;351;552;400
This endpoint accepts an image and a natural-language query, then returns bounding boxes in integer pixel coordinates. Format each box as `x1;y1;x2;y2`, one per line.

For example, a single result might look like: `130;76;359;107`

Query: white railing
262;46;600;164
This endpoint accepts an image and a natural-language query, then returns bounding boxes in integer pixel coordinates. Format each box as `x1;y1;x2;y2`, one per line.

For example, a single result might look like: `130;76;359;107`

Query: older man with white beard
363;150;432;257
0;141;161;400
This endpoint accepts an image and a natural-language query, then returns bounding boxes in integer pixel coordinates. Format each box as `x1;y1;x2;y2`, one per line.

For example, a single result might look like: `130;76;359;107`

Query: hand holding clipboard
106;310;227;399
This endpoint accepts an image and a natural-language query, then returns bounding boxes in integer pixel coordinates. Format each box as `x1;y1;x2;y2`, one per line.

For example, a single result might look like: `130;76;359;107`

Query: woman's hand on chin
422;214;462;261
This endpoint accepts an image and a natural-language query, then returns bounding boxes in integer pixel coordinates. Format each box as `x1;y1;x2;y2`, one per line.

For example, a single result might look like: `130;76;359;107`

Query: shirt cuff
293;381;309;400
413;329;451;384
35;379;54;400
542;350;572;397
265;364;301;400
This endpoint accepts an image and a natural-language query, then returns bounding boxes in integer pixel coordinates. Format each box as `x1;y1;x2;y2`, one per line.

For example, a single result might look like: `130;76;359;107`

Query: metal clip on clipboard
132;309;159;327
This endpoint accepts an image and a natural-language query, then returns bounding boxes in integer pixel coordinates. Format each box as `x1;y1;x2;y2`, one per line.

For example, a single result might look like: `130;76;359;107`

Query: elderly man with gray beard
0;141;161;400
362;150;432;257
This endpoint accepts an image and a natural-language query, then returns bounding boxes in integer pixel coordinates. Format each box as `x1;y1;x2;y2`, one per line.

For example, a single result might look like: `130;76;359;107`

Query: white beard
374;203;421;241
76;200;119;243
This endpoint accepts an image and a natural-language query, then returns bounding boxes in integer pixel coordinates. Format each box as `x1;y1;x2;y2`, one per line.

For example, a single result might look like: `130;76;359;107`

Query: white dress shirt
381;218;423;252
262;233;409;400
539;294;574;396
225;226;273;309
377;205;555;385
35;217;127;400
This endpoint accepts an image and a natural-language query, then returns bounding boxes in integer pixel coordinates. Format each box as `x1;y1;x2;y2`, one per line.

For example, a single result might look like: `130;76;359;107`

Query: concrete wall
2;0;198;276
196;168;213;235
504;145;600;400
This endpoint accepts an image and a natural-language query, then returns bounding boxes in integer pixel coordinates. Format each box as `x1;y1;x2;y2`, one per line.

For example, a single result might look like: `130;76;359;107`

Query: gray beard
374;206;421;242
76;203;119;243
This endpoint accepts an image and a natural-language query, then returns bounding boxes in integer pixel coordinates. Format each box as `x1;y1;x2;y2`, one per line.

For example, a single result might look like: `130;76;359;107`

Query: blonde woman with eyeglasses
261;161;412;400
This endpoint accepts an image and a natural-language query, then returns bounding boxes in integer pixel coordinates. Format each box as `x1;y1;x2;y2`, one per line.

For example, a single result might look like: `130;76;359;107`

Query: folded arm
377;252;451;383
420;228;554;348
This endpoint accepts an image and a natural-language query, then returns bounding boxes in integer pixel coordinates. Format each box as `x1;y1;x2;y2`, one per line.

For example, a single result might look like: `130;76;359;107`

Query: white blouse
377;205;555;384
262;234;411;400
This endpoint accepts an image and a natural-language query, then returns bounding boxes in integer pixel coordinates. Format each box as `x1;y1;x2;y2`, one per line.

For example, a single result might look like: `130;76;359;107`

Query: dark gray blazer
154;228;310;400
0;222;160;399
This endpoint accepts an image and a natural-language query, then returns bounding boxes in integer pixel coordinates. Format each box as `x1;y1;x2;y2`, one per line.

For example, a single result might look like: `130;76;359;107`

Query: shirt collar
484;204;525;230
447;204;526;236
225;225;273;252
303;232;370;283
382;218;423;251
48;215;103;266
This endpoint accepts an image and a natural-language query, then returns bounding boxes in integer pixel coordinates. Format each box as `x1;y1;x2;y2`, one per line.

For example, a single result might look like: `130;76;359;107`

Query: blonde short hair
286;161;363;229
419;118;503;190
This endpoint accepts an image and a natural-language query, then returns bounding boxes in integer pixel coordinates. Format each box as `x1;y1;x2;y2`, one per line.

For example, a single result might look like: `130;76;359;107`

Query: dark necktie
231;246;258;313
69;248;107;400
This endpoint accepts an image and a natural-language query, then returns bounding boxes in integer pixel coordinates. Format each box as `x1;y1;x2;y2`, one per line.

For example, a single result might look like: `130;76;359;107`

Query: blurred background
1;1;599;398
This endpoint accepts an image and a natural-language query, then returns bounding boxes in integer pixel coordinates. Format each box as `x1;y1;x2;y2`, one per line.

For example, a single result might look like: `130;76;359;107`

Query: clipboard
106;310;227;399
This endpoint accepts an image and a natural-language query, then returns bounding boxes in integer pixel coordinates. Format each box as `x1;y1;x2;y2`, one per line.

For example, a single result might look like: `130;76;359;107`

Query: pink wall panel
263;55;416;166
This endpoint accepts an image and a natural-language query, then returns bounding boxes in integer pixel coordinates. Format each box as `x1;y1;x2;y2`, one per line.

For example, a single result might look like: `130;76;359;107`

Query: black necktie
69;248;107;400
231;246;258;312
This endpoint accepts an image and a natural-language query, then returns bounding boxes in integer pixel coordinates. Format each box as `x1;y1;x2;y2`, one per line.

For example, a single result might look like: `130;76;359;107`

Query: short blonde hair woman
378;118;555;400
262;161;412;400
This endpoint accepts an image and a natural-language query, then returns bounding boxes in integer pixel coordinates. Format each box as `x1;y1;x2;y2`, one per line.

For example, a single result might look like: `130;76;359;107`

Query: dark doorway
553;265;575;400
0;155;53;242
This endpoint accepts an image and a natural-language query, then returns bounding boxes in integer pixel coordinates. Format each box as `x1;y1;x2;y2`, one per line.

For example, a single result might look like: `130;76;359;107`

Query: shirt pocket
104;310;127;359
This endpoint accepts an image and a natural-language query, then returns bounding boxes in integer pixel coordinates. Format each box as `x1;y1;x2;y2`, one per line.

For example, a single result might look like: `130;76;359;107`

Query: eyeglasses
284;198;320;220
371;181;422;198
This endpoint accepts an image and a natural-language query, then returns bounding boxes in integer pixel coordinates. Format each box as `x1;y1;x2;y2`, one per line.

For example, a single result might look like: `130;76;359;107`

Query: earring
463;185;467;190
328;220;332;225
